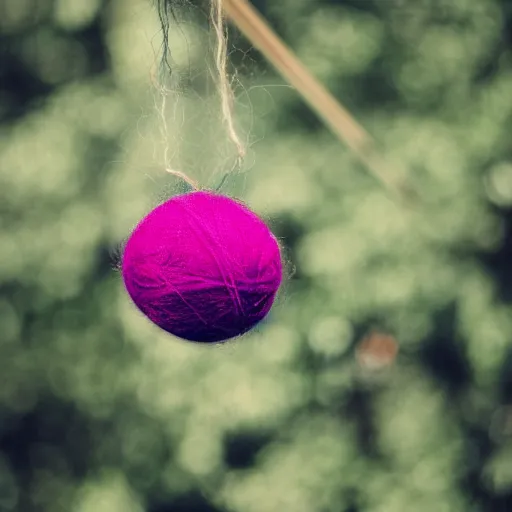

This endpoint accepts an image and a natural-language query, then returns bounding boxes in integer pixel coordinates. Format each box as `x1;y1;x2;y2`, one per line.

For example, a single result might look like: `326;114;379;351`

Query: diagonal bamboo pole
222;0;415;204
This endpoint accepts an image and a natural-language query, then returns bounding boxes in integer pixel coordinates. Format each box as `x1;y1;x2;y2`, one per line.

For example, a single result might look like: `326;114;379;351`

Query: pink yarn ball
121;191;283;342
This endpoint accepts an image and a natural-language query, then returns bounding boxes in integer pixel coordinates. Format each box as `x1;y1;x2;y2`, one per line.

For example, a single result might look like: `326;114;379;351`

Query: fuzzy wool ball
121;191;283;342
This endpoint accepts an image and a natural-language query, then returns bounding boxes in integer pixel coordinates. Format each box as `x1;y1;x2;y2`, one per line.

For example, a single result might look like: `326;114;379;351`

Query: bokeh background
2;0;512;510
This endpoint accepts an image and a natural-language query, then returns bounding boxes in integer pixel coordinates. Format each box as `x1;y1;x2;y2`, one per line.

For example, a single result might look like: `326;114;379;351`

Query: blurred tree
1;0;512;511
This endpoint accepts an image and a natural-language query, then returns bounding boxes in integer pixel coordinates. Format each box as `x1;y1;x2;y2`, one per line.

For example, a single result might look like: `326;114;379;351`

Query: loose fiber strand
210;0;246;166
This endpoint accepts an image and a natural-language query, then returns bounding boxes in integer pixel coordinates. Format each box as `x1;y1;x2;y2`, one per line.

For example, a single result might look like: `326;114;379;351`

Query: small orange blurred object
356;331;399;371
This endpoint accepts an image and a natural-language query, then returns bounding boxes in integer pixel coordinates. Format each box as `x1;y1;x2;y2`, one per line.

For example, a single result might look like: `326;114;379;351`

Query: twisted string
209;0;246;167
154;0;245;187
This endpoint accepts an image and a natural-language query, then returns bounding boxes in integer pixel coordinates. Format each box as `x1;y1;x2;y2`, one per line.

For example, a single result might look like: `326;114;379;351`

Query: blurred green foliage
1;0;512;511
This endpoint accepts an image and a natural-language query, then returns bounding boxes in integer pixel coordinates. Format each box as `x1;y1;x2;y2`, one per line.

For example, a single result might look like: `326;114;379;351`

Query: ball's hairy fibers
122;191;283;342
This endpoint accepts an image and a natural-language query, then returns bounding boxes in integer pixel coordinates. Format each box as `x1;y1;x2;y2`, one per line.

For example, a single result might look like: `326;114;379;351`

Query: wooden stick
222;0;414;203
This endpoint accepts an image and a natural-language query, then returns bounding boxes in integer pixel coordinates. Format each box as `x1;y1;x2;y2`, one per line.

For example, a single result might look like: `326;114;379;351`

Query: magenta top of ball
121;191;283;342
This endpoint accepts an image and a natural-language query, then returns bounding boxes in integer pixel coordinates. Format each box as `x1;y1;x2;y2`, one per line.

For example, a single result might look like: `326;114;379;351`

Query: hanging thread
209;0;246;167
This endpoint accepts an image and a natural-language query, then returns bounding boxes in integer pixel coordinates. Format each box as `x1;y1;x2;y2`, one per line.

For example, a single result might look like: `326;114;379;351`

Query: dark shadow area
499;348;512;402
223;430;273;469
479;206;512;303
0;53;53;122
0;5;109;123
459;424;512;512
0;397;94;511
418;303;472;396
275;100;325;134
342;388;381;460
148;491;226;512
